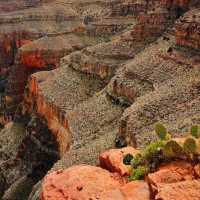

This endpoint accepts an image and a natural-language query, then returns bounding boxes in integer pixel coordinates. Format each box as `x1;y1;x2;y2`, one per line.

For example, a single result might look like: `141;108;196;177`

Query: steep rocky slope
117;8;200;148
0;0;200;199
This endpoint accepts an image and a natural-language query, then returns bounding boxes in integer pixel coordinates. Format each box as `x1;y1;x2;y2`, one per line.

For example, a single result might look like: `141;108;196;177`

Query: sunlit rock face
40;149;200;200
25;74;72;156
5;34;88;107
40;165;151;200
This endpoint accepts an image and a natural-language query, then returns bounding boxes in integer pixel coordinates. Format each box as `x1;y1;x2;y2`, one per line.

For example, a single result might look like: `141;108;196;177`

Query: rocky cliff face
176;8;200;49
0;0;200;199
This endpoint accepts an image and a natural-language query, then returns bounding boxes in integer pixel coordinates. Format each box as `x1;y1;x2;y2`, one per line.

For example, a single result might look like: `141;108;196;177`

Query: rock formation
0;0;200;199
40;146;200;200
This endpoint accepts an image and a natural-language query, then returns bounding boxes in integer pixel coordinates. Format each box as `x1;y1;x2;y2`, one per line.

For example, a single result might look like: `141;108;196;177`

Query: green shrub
143;140;165;161
191;125;200;139
127;124;200;182
123;154;134;165
131;153;144;168
129;166;149;181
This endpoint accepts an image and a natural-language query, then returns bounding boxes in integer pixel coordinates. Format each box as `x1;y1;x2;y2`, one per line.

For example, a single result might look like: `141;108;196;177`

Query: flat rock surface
148;161;195;192
41;165;123;200
155;180;200;200
41;165;152;200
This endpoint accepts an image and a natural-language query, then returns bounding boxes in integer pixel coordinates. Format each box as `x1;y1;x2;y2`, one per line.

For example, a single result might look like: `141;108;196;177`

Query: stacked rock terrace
0;0;200;199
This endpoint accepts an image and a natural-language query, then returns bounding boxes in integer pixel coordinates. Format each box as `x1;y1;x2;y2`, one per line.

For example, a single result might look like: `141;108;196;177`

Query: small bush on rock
191;125;200;139
123;154;134;165
123;123;200;181
131;153;144;168
129;166;149;181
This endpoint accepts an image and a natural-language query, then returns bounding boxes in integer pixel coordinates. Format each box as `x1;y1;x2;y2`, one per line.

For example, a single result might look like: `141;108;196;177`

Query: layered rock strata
176;8;200;49
0;0;200;199
115;8;200;147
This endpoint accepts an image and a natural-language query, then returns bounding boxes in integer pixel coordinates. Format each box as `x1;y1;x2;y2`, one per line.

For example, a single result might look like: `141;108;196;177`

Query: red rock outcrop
99;146;139;176
41;165;124;200
5;34;89;105
41;165;151;200
18;34;87;69
41;153;200;200
119;181;151;200
0;33;33;67
147;161;195;194
155;180;200;200
24;73;72;156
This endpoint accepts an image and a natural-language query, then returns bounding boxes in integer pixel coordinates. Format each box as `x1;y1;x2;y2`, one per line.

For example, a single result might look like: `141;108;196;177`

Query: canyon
0;0;200;199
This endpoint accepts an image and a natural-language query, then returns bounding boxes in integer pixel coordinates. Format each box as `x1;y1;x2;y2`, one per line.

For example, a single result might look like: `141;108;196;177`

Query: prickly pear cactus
163;140;183;158
191;125;200;139
125;124;200;182
183;137;197;154
155;123;167;140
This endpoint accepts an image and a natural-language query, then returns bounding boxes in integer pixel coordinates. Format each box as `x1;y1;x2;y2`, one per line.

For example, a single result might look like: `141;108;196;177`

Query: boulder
99;147;139;176
41;164;152;200
120;181;151;200
147;161;195;193
155;180;200;200
148;161;195;183
41;165;124;200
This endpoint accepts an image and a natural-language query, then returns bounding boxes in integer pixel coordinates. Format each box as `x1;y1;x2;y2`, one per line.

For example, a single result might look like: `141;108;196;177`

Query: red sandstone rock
100;180;151;200
148;161;195;193
155;180;200;200
41;165;124;200
99;147;139;176
120;181;151;200
18;35;86;69
41;164;152;200
194;164;200;178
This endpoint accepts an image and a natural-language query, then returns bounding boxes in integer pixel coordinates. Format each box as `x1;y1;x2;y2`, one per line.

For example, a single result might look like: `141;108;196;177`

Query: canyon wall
0;0;200;199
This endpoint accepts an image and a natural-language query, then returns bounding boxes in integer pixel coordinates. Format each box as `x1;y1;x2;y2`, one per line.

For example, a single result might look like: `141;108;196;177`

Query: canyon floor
0;0;200;199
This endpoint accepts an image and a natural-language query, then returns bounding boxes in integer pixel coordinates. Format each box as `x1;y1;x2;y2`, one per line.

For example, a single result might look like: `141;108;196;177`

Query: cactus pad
155;123;167;140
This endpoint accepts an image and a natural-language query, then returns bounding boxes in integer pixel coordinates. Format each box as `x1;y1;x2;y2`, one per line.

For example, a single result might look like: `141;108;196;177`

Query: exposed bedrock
1;0;158;127
0;1;200;200
118;56;200;148
23;0;181;157
40;147;200;200
175;8;200;49
62;0;194;83
114;8;200;148
5;34;91;104
0;0;42;13
24;63;123;157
